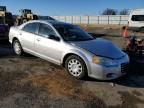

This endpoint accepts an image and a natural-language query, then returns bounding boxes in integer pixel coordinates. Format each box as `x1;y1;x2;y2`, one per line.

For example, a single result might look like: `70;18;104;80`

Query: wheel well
12;37;18;44
140;27;144;29
62;53;84;67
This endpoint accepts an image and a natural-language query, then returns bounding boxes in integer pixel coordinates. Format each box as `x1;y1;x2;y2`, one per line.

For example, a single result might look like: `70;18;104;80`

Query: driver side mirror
48;34;60;41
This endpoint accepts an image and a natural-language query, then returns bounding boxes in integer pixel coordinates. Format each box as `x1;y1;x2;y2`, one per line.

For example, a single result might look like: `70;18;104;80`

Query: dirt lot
0;26;144;108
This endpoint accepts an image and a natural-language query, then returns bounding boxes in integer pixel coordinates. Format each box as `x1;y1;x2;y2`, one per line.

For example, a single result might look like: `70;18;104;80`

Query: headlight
92;56;118;67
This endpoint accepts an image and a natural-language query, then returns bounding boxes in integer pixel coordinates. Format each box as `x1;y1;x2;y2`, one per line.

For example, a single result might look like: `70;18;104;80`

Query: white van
128;9;144;31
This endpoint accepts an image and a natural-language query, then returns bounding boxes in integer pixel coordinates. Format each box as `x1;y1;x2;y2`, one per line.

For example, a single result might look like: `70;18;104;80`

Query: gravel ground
0;27;144;108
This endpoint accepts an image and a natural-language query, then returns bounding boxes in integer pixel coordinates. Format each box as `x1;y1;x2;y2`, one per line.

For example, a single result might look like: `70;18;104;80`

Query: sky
0;0;144;16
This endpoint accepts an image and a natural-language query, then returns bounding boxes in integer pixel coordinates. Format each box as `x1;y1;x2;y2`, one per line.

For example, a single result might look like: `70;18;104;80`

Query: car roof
30;20;72;26
19;20;73;29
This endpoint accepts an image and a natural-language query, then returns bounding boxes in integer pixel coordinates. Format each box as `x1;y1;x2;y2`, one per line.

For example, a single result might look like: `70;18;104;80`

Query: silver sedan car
9;20;129;80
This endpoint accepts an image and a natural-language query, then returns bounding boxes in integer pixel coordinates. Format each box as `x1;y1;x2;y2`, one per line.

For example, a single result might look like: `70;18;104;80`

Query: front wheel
13;40;23;56
65;55;87;79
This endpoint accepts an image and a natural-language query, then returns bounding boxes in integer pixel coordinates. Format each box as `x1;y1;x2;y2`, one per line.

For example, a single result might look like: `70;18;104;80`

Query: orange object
123;26;128;38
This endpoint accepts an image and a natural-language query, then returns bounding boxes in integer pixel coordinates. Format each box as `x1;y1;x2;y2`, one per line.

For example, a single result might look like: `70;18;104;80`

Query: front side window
22;23;38;34
132;15;144;21
38;23;56;37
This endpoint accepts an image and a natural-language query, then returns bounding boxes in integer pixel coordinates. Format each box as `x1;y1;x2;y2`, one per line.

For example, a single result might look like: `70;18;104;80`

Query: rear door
35;23;63;64
20;22;39;53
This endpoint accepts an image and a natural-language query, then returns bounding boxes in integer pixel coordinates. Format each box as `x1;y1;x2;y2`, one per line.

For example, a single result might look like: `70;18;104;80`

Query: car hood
70;38;125;59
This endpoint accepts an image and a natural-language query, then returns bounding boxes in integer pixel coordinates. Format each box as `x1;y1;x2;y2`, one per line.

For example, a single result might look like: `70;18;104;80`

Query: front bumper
88;57;129;80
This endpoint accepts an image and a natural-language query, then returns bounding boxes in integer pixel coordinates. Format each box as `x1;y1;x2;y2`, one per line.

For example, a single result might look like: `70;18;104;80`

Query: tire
33;15;38;20
15;19;20;26
13;40;23;56
65;55;87;79
23;19;27;24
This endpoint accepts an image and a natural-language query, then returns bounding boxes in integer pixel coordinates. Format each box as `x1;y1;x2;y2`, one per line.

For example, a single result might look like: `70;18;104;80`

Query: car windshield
53;24;94;41
24;10;32;14
0;7;6;11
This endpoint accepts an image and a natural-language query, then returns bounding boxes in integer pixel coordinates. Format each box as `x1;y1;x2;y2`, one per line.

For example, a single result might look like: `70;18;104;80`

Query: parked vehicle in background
15;9;38;26
0;17;9;40
9;20;129;80
38;16;56;21
128;9;144;32
0;6;14;27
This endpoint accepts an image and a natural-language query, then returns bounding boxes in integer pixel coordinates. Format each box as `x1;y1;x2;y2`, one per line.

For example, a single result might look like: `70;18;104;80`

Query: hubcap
14;42;21;55
68;59;82;77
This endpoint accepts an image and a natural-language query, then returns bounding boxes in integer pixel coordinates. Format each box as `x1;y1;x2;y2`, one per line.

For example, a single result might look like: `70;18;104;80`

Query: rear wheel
65;55;87;79
13;40;23;56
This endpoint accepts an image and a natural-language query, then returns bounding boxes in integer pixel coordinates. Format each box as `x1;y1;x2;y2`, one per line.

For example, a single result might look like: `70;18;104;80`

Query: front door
35;23;63;64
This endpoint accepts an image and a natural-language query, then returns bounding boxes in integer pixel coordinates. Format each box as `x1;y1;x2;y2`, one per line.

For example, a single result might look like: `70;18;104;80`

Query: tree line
102;9;129;15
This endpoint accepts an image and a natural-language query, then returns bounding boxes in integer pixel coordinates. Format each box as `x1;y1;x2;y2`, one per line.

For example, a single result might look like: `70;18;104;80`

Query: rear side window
22;23;39;34
131;15;144;21
38;23;56;37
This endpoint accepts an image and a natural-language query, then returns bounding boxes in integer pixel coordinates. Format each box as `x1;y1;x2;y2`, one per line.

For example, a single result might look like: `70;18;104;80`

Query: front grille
121;63;129;73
